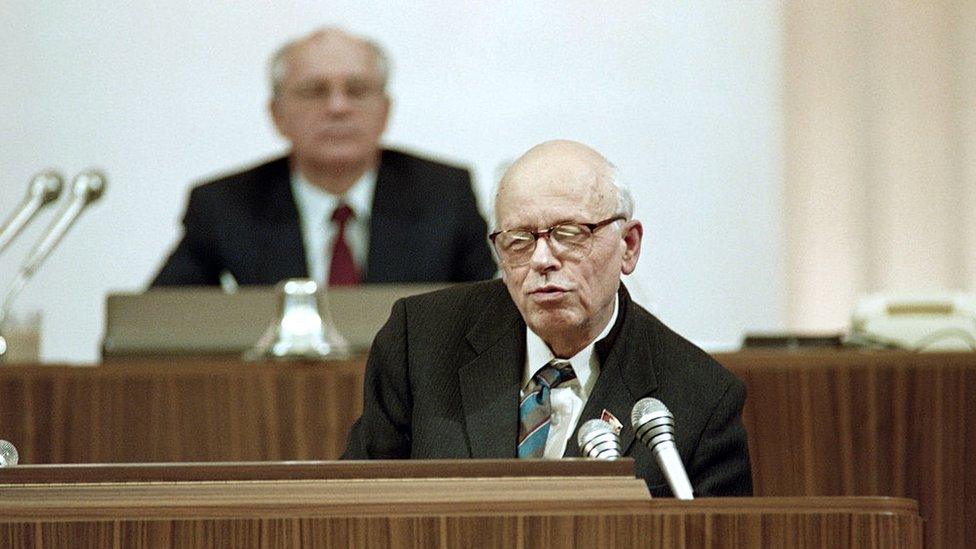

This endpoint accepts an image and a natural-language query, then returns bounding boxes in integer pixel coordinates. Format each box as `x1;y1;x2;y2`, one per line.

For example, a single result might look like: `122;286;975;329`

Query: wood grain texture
0;513;923;549
0;459;635;484
715;350;975;549
0;477;651;521
0;359;363;463
0;482;921;549
0;351;970;547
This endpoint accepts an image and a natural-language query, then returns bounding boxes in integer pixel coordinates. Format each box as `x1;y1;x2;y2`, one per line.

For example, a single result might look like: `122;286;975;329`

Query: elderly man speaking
343;140;753;497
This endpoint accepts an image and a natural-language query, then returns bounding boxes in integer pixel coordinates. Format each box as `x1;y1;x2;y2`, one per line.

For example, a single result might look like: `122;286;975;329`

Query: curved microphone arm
0;170;64;256
0;171;106;358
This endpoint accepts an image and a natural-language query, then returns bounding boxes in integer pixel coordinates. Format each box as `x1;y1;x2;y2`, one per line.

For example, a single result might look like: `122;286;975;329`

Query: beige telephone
849;293;976;351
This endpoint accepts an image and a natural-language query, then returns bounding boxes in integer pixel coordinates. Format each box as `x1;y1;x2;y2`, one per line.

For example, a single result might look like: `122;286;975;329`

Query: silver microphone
631;397;694;499
0;170;64;256
0;439;18;467
577;418;622;460
0;170;106;328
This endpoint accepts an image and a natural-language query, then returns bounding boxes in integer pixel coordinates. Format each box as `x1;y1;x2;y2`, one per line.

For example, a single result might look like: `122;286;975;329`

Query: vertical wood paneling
0;353;969;547
719;351;975;549
0;359;366;464
0;508;924;549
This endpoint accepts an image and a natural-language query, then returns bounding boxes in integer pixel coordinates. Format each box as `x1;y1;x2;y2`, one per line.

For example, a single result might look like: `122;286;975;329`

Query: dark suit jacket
151;149;496;286
342;279;753;497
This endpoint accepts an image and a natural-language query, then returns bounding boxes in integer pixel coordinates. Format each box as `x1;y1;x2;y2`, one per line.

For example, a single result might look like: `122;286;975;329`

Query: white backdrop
0;1;784;363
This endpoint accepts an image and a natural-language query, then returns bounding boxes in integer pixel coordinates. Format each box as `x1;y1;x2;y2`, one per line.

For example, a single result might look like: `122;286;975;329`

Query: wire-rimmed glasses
489;216;625;267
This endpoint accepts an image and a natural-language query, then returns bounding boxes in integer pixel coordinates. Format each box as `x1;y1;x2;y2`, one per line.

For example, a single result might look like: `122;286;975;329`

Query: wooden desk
0;462;922;548
0;351;972;547
720;350;976;549
0;359;363;463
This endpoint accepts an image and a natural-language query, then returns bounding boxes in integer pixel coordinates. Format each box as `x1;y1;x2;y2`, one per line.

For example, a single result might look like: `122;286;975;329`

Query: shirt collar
290;168;377;226
523;293;620;391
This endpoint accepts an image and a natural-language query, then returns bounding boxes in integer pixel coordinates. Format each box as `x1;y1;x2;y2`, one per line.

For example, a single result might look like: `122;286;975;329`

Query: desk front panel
1;351;972;548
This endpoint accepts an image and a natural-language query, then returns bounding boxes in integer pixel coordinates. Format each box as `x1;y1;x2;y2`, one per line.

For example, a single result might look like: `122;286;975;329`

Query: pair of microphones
0;170;107;357
577;397;694;500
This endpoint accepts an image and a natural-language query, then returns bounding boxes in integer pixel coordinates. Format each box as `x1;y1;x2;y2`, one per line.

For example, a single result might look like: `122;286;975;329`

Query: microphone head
578;418;615;441
70;170;107;204
631;397;677;452
631;397;670;425
28;170;64;205
577;418;622;460
0;439;18;467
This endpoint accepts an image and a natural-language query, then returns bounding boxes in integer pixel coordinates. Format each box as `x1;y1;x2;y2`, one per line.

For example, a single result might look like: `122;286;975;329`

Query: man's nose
529;236;560;271
324;89;353;113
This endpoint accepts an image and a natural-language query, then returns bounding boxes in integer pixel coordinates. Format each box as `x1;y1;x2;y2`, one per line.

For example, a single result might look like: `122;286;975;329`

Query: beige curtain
783;1;976;331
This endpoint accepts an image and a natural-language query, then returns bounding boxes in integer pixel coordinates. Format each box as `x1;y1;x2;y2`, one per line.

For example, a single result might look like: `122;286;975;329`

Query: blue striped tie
518;359;576;458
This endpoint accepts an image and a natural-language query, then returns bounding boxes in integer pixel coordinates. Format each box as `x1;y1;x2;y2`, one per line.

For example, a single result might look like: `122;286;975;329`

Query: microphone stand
0;170;63;256
0;170;106;361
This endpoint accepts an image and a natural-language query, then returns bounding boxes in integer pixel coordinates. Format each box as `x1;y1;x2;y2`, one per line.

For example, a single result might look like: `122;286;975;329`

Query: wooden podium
3;353;972;547
1;461;921;548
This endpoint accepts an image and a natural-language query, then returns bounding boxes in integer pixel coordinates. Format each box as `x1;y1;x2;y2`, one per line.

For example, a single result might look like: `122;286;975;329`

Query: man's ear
620;220;643;275
268;98;286;137
379;94;393;132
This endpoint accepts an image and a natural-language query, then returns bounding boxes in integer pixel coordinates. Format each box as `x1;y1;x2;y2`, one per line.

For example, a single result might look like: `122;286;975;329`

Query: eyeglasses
489;216;626;267
281;78;384;103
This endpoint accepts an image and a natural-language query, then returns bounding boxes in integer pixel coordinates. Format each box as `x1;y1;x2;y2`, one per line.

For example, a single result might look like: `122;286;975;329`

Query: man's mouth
318;128;359;139
529;285;570;300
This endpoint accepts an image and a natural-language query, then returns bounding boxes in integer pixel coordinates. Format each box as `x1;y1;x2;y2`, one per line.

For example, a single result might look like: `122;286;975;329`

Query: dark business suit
151;149;496;286
342;279;753;497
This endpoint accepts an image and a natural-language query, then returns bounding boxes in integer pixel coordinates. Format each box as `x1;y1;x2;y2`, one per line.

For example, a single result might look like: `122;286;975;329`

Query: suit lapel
458;283;525;458
256;158;308;282
564;286;658;457
366;151;424;282
454;283;659;459
565;362;639;457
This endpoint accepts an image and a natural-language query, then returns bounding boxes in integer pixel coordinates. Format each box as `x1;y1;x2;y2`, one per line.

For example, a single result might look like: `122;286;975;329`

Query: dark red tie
328;204;360;286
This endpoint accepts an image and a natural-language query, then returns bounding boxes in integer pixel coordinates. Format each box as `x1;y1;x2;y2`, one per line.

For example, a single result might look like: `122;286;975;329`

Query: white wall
0;1;784;363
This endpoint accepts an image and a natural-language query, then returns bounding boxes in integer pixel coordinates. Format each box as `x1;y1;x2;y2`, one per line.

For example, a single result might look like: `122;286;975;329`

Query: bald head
495;140;631;229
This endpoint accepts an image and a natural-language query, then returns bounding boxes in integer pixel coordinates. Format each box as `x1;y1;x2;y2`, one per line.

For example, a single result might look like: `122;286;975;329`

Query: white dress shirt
521;293;619;459
290;170;376;285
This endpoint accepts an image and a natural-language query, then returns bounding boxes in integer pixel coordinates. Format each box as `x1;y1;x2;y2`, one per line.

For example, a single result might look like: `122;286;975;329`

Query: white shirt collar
289;168;377;283
290;168;377;225
523;292;620;395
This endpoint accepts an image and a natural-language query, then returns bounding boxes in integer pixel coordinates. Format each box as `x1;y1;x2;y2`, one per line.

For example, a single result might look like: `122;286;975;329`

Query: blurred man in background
152;27;495;288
